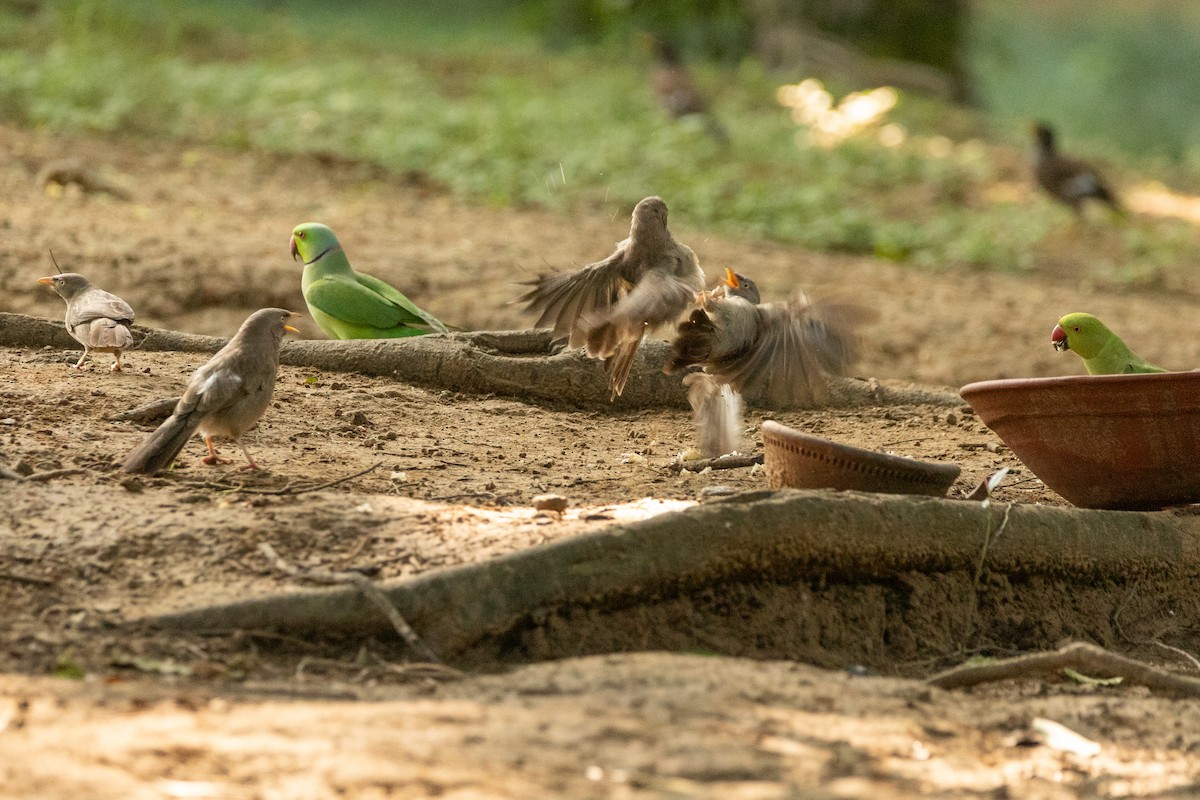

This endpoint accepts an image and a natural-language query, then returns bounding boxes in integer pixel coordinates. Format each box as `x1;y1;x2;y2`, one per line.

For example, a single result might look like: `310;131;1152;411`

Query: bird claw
200;455;233;466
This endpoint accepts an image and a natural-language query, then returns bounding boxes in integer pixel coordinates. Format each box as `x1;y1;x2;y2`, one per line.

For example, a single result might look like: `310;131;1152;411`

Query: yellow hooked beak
723;268;739;289
284;310;302;334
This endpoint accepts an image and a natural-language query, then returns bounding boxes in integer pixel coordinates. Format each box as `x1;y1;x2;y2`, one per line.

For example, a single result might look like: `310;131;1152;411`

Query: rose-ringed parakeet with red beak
1051;312;1165;374
290;222;450;340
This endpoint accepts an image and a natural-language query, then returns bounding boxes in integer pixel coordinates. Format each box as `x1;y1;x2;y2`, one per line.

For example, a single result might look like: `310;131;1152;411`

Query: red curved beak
1051;323;1069;352
289;235;300;262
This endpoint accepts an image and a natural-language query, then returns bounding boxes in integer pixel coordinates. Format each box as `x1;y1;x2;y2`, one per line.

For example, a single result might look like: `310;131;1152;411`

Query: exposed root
928;641;1200;697
257;542;440;664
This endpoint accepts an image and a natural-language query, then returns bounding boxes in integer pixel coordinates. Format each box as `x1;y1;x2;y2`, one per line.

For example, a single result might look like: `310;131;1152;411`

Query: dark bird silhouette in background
647;34;730;146
1032;122;1121;215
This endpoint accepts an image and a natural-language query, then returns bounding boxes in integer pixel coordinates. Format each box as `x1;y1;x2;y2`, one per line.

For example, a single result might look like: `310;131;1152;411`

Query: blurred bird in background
1032;122;1122;216
645;33;731;146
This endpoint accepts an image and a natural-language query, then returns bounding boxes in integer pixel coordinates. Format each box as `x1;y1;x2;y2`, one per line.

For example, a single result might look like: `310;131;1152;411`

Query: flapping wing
683;372;744;457
517;248;629;348
584;268;699;358
709;297;862;408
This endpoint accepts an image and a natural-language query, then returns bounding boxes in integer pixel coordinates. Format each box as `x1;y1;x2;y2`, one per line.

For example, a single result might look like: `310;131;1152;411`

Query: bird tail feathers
684;373;744;458
121;410;201;475
604;340;641;400
86;319;134;350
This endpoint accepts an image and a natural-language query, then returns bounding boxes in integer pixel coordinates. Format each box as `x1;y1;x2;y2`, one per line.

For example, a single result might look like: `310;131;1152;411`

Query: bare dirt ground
4;123;1200;798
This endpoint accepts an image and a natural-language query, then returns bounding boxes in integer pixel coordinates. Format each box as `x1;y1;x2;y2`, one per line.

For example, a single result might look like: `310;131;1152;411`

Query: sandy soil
3;122;1200;798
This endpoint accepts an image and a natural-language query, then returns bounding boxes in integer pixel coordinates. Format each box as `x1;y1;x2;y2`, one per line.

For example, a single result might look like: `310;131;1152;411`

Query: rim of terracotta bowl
762;420;961;492
961;370;1199;397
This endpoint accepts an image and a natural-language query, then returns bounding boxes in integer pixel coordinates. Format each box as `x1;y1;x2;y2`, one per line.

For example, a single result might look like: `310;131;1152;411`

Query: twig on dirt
295;655;370;679
199;462;383;496
258;542;440;664
972;502;1012;590
427;491;496;502
108;397;178;424
669;453;764;474
21;468;86;483
334;535;372;565
1112;577;1140;642
879;437;931;448
190;628;328;650
928;641;1200;697
1;466;85;483
1111;578;1200;672
0;571;53;587
1152;640;1200;673
368;650;462;680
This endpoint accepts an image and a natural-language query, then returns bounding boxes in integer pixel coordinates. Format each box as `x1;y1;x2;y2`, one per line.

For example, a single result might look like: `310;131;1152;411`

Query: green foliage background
0;0;1197;281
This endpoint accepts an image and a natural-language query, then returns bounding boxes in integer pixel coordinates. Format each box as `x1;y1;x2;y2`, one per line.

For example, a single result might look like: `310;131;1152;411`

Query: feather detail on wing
583;269;700;358
68;289;134;328
517;249;629;348
706;296;864;409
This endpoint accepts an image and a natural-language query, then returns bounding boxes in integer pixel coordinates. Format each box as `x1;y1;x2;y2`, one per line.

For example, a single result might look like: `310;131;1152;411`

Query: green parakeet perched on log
1051;312;1165;375
290;222;450;340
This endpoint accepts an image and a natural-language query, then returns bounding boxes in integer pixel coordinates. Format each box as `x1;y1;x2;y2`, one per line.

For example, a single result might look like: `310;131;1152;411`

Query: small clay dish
961;372;1200;510
762;420;961;497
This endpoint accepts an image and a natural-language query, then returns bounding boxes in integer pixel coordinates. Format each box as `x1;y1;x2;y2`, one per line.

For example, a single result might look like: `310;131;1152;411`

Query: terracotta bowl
762;420;961;497
960;372;1200;510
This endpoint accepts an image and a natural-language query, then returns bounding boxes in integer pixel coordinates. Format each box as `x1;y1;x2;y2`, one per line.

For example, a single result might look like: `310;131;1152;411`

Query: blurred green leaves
0;0;1197;284
971;1;1200;167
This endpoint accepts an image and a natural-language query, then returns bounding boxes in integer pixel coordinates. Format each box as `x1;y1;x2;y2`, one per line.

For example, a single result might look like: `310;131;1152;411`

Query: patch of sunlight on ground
1127;182;1200;223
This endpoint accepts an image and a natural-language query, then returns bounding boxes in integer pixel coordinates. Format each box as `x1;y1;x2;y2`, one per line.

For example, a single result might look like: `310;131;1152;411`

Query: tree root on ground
2;312;960;411
139;491;1200;665
929;641;1200;697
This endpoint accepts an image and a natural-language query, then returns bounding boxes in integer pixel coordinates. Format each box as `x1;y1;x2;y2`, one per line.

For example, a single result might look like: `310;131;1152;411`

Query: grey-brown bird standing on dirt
1032;122;1121;214
649;35;730;146
667;268;862;409
519;196;706;399
36;271;135;371
121;308;300;475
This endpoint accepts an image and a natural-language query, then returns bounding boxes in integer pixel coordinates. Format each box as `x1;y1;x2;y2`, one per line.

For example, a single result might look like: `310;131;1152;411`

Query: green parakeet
1051;312;1165;374
290;222;450;340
